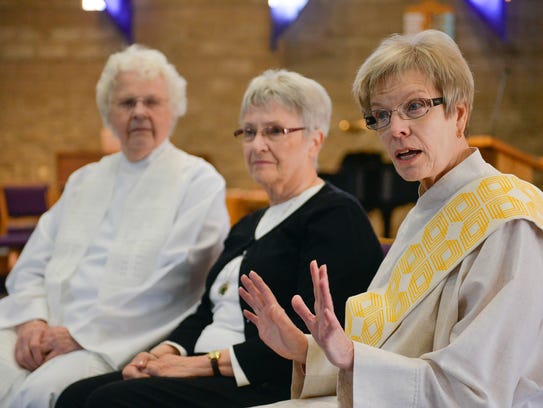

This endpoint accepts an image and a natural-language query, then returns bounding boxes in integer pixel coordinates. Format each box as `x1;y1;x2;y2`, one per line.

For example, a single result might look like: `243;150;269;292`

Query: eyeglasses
114;96;168;111
233;126;306;143
364;97;444;130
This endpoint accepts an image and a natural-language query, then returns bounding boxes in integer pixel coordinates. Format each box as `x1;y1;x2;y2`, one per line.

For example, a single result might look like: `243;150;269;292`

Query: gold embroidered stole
345;174;543;347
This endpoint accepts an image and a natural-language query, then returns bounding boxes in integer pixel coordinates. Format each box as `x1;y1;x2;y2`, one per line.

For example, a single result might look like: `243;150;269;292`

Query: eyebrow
370;91;430;108
116;93;163;99
242;121;282;127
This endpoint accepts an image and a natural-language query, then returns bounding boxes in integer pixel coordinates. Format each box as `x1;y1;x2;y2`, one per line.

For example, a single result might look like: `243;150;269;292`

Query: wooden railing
52;138;543;234
468;135;543;182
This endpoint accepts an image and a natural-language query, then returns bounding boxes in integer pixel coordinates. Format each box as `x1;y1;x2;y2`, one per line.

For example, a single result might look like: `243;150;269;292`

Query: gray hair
239;69;332;137
96;44;187;129
353;30;474;120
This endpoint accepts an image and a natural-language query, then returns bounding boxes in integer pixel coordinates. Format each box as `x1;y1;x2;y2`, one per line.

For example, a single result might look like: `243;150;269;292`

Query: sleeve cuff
230;346;251;387
161;340;188;356
294;335;338;399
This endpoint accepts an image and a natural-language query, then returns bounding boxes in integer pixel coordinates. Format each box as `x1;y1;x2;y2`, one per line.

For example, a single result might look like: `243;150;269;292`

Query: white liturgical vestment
0;140;230;407
256;150;543;408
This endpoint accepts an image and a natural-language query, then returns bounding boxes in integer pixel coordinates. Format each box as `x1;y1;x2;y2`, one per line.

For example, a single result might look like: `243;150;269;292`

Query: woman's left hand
240;271;309;364
122;351;157;379
296;261;354;371
142;354;211;377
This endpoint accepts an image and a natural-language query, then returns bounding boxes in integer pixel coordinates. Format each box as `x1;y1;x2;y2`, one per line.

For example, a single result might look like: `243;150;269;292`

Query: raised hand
296;261;354;371
240;271;308;364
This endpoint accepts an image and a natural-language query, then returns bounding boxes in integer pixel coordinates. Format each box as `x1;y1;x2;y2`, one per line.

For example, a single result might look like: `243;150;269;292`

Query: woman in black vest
56;69;383;408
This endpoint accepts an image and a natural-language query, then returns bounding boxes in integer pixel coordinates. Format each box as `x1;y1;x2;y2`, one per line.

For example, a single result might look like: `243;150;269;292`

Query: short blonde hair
353;30;474;119
96;44;187;129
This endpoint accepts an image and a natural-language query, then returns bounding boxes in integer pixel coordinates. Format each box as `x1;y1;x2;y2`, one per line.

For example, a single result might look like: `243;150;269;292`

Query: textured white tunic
259;150;543;408
0;140;230;369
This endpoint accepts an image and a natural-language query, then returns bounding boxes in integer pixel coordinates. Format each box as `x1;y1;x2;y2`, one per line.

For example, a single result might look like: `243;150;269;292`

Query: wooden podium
468;135;543;182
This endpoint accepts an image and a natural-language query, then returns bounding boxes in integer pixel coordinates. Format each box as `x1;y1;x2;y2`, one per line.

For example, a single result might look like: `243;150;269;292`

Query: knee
0;329;25;401
86;389;113;408
55;382;87;408
85;382;132;408
56;372;125;408
7;381;56;408
9;367;73;408
55;380;123;408
0;365;26;403
56;384;111;408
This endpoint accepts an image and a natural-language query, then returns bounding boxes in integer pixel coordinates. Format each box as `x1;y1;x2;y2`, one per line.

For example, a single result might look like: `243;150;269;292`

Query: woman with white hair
55;69;383;407
0;44;230;407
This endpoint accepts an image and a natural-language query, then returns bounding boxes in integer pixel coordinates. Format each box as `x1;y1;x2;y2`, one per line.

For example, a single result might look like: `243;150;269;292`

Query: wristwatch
207;350;222;377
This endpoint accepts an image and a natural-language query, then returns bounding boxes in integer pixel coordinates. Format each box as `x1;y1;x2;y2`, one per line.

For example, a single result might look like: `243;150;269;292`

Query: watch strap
207;350;222;377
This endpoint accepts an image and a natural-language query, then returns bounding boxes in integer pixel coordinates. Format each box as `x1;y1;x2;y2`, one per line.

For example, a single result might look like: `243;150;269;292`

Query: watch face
208;350;220;360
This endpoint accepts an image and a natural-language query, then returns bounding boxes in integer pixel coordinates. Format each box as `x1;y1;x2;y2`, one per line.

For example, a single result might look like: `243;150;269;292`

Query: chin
395;168;421;183
128;137;154;150
252;177;270;187
252;174;274;189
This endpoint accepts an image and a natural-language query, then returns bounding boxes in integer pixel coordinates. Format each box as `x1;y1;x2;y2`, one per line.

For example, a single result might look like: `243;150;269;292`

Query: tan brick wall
1;0;542;190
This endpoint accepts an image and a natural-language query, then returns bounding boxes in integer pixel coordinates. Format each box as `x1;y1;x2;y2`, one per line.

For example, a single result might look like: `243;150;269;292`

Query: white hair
96;44;187;129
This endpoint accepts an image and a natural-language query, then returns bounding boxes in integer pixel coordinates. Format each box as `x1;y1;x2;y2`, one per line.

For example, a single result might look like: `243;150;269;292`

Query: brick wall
1;0;542;190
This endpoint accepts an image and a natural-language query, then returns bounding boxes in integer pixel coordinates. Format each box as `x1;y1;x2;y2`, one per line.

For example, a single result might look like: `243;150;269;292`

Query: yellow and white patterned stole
345;174;543;347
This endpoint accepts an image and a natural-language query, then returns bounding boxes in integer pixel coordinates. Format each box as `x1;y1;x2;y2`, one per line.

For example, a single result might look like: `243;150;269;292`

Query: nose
388;111;410;138
249;132;270;150
132;100;149;117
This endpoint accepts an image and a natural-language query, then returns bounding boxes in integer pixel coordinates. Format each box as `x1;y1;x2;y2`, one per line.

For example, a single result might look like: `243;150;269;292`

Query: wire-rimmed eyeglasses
364;97;444;130
113;96;168;111
233;126;306;143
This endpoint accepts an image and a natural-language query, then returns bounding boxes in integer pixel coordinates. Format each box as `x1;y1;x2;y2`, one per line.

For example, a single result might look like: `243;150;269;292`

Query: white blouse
170;182;324;386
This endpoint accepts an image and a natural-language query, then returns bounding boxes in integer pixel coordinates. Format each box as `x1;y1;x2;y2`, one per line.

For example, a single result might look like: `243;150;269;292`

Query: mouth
251;155;274;164
129;120;152;132
129;127;152;133
252;160;273;165
395;149;421;161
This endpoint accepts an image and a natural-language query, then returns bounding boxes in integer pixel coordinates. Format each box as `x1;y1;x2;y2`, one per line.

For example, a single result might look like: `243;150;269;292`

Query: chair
379;236;394;257
0;184;50;275
56;151;105;191
226;188;269;226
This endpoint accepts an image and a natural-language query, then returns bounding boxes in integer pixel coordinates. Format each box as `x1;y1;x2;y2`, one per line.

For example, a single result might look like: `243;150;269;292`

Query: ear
308;130;325;159
455;102;469;137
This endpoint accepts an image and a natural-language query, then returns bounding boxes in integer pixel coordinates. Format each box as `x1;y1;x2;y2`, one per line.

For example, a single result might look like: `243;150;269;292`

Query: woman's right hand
122;351;158;379
240;271;309;364
14;319;48;371
123;343;179;379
